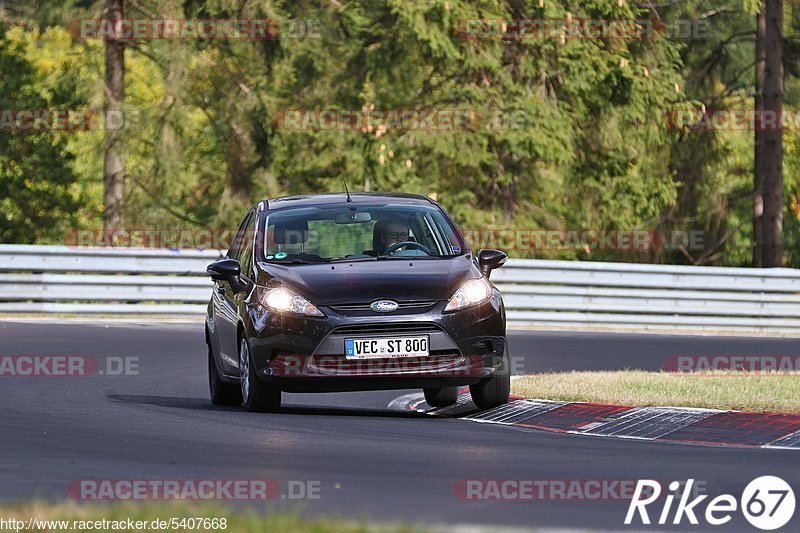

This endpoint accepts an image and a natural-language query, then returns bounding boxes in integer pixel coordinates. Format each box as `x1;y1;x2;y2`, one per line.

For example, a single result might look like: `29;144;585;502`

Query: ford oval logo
370;300;399;313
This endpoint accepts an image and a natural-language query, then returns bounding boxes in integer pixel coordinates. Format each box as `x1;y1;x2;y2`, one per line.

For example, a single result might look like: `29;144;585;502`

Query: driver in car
367;218;422;257
380;220;410;250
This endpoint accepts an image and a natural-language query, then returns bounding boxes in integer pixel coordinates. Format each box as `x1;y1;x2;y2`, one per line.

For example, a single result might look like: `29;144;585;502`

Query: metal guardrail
0;245;220;316
2;244;799;334
493;259;800;333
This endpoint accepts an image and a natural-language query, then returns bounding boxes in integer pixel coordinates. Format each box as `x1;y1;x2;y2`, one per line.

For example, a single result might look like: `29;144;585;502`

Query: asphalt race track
1;320;799;531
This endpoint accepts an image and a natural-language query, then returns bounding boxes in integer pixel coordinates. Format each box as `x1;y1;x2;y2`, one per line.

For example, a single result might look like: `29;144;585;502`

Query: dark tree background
1;0;797;267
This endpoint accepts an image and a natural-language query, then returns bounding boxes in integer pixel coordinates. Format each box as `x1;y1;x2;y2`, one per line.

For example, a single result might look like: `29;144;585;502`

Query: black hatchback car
205;193;509;412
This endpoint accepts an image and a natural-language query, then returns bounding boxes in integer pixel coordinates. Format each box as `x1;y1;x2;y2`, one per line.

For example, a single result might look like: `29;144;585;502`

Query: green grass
511;371;800;413
0;502;427;533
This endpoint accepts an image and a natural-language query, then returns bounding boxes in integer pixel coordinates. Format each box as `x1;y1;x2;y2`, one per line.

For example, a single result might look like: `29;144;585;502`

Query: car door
211;210;254;374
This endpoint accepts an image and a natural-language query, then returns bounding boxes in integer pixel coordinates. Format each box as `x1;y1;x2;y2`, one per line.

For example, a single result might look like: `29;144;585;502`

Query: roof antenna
337;156;352;202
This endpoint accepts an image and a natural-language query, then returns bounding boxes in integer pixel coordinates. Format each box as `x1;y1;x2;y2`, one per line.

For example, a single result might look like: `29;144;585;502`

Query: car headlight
259;287;324;317
444;278;492;312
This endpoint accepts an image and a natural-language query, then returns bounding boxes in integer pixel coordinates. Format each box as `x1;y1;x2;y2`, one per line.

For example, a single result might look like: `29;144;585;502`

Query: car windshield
261;203;466;263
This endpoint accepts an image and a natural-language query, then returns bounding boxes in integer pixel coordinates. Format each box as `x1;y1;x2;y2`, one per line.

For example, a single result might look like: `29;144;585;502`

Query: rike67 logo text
626;477;795;530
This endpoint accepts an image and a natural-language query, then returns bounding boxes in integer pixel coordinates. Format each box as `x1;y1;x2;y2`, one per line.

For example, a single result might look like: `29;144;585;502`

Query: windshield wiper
267;259;321;264
329;256;377;263
376;254;438;260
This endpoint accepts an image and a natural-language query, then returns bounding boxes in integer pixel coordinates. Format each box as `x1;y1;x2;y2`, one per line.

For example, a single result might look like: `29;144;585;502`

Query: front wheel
423;386;458;407
239;337;281;412
208;342;242;406
469;345;510;410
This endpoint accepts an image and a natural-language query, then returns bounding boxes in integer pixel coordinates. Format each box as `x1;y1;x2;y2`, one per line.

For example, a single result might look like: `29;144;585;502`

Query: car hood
258;257;477;305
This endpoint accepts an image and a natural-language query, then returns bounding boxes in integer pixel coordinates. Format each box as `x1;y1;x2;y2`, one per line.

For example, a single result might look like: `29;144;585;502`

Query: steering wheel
383;241;434;256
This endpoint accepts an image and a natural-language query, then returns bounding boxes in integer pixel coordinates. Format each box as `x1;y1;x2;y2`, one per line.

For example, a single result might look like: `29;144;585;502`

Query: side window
228;212;253;262
239;214;256;278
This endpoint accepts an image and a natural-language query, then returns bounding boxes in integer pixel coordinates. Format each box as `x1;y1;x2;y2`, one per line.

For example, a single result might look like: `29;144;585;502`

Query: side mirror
207;259;241;283
477;249;507;277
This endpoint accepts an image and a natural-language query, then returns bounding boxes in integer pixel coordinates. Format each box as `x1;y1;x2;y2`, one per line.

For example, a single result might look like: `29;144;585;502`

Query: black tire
469;345;510;410
239;336;281;413
208;342;242;406
423;386;459;408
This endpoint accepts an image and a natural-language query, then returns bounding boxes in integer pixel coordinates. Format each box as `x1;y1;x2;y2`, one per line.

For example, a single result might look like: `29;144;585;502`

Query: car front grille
329;300;437;312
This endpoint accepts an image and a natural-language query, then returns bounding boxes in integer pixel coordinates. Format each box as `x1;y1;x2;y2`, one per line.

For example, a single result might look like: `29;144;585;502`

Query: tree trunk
216;118;255;224
103;0;125;239
761;0;783;267
753;4;766;267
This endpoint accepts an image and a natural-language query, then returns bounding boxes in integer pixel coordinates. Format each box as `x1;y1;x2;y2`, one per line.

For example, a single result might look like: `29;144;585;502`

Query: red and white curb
390;392;800;450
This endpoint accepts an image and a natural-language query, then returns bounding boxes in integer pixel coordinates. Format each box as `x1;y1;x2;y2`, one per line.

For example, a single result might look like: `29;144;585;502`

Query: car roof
258;192;436;211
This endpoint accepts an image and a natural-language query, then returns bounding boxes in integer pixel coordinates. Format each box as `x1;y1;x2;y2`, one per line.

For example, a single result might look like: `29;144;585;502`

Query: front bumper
244;294;506;392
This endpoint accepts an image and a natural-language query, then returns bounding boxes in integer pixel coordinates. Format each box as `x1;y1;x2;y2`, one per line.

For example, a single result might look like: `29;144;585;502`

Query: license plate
345;336;429;359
